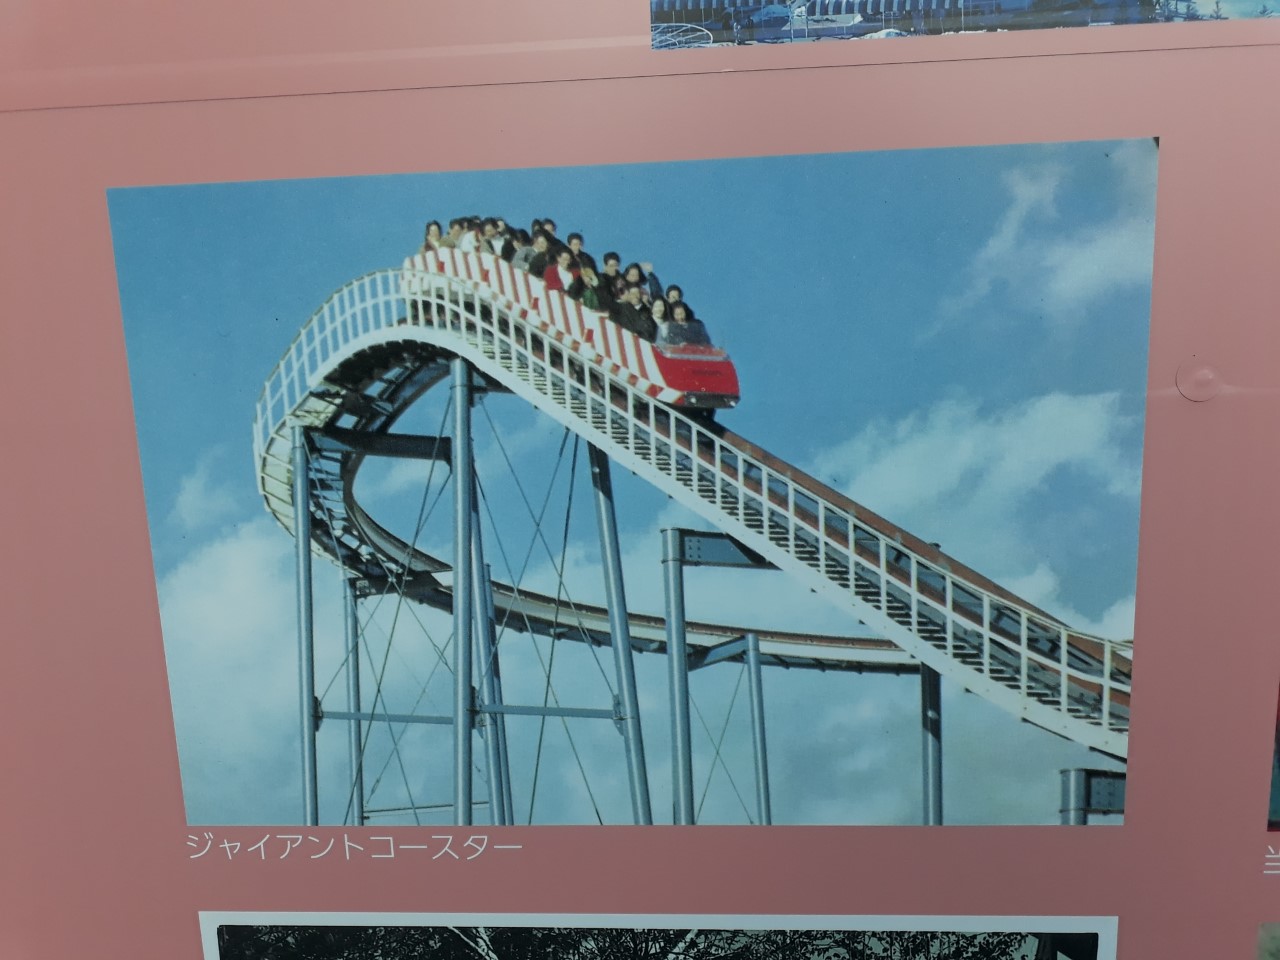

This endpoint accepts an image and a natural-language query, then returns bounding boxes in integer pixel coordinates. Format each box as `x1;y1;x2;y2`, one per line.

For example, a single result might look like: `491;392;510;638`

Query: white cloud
812;392;1136;527
363;457;447;501
1087;594;1138;641
1003;563;1136;640
939;164;1063;320
168;446;240;532
1041;216;1155;318
939;148;1155;330
159;517;353;824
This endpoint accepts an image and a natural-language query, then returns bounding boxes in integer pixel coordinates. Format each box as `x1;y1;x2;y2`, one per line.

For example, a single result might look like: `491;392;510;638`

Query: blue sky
108;138;1156;826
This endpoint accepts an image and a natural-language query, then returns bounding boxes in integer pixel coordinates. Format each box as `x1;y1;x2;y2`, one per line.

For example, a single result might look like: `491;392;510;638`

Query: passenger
621;263;657;304
457;217;481;253
501;228;530;263
512;231;546;273
610;284;657;342
649;297;671;342
526;230;553;278
636;261;667;304
541;217;565;253
420;220;444;253
479;218;501;255
438;219;464;249
566;232;597;273
543;248;584;299
580;267;603;311
662;301;711;347
597;252;624;311
661;282;695;320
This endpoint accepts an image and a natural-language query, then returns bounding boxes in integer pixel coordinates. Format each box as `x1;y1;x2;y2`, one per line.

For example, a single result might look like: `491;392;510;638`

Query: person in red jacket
543;248;583;300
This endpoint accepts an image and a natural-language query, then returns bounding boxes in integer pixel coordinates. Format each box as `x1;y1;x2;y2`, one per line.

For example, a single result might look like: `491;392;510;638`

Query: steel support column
343;577;365;826
921;663;943;826
1061;768;1088;825
471;501;511;826
662;528;695;825
589;445;653;825
744;632;772;825
291;424;319;826
1059;768;1124;824
450;358;475;826
480;570;514;823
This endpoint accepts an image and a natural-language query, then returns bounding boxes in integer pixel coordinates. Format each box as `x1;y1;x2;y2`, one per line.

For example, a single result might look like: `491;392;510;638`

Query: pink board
3;6;1280;958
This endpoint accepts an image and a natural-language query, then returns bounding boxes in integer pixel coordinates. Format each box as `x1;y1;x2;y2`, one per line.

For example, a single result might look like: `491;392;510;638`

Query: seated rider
579;267;603;311
420;220;444;253
658;301;711;347
543;248;584;300
595;252;623;312
610;284;656;342
512;232;547;274
649;297;671;341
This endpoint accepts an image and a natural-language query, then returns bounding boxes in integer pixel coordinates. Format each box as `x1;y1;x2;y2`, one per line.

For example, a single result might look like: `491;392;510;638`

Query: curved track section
254;258;1132;758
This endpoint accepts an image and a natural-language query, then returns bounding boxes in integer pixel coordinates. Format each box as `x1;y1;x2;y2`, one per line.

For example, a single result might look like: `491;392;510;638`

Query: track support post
921;663;943;826
451;358;476;826
291;424;320;826
744;631;772;825
662;528;696;825
343;577;365;826
480;570;514;822
471;501;511;827
1060;768;1125;825
590;445;654;825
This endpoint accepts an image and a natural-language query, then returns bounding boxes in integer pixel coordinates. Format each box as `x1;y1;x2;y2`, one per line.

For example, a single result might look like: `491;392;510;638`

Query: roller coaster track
254;256;1132;761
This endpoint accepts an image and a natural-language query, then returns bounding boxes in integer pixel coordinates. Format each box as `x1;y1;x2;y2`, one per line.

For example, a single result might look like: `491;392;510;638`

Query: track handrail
254;257;1131;758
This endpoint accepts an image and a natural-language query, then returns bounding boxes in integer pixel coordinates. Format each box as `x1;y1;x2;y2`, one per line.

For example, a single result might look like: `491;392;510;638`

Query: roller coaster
254;239;1133;827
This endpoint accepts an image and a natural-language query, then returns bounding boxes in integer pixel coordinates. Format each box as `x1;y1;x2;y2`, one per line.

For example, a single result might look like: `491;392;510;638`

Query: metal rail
254;259;1132;758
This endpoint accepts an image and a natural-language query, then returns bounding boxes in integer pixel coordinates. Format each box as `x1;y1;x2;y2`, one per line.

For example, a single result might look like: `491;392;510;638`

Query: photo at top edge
650;0;1274;50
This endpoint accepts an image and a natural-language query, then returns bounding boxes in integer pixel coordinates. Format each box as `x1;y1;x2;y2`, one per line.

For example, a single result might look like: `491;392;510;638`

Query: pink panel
1;13;1279;959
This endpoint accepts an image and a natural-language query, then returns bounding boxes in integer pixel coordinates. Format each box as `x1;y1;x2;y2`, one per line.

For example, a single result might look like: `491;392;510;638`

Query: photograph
108;137;1154;827
203;914;1115;960
1262;925;1280;959
1268;686;1280;830
650;0;1275;49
